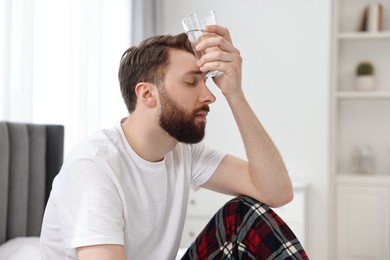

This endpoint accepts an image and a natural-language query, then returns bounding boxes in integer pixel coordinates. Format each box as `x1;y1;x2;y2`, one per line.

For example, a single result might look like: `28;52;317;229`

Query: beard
158;88;209;144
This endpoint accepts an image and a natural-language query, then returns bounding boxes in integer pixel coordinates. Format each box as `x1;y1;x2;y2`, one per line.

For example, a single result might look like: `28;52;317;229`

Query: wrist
226;90;245;104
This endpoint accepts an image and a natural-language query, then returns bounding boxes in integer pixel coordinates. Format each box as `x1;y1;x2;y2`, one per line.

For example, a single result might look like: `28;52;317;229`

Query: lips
195;110;208;117
194;111;207;121
194;105;210;122
194;109;209;122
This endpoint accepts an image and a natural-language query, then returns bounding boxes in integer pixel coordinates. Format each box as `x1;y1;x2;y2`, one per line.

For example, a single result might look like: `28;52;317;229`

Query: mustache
194;105;210;113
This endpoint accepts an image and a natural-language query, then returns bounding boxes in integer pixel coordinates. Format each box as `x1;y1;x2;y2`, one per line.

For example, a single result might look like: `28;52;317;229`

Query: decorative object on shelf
351;146;375;174
357;6;369;31
355;61;375;91
356;3;383;32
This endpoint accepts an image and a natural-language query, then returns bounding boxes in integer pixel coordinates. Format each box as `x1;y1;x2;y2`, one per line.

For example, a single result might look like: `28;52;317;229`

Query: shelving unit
332;0;390;177
331;0;390;259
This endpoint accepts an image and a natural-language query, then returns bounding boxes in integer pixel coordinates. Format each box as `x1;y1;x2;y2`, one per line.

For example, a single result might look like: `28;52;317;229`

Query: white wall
160;1;331;259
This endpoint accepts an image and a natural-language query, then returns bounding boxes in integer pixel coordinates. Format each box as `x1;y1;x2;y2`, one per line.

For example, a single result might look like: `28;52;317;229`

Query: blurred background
0;0;331;259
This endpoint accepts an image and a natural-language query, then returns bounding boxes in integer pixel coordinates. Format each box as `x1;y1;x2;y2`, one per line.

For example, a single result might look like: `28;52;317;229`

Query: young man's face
158;48;216;144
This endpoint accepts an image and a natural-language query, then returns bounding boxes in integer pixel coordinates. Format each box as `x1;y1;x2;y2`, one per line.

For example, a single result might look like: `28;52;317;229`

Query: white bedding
0;237;40;260
0;237;187;260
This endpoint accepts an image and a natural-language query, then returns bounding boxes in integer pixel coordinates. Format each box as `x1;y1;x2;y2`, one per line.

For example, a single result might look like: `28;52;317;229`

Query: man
40;25;308;259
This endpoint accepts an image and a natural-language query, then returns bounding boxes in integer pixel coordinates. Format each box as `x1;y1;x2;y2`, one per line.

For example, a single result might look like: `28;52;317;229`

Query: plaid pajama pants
181;196;309;260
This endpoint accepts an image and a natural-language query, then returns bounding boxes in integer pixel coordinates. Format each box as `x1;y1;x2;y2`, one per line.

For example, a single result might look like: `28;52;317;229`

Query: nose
200;83;216;104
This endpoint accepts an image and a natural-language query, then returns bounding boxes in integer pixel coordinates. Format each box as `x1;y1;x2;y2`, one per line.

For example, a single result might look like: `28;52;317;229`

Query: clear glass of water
182;10;224;78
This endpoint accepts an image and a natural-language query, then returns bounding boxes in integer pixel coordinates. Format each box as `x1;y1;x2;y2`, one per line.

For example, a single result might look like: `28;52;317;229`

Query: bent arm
203;94;293;207
197;25;292;207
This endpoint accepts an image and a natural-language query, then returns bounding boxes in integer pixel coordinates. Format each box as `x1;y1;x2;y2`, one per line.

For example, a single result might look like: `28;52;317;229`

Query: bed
0;121;64;259
0;121;189;259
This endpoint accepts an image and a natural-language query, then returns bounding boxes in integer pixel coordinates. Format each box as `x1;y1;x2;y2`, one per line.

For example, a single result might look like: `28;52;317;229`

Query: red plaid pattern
181;196;309;260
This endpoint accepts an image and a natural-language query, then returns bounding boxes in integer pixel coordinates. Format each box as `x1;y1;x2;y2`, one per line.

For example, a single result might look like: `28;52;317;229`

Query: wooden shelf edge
338;31;390;39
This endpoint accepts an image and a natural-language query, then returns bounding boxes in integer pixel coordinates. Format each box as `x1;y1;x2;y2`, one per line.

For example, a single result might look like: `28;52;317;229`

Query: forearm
227;93;293;207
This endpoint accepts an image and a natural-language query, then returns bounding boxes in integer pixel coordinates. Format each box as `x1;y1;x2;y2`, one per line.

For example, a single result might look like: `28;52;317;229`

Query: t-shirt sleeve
56;158;125;249
190;142;226;188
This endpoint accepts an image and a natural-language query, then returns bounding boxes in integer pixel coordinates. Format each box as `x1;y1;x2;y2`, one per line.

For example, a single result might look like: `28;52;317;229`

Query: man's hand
195;25;243;101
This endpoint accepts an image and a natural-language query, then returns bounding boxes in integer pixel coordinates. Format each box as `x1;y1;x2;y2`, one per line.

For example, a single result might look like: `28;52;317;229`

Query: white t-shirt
40;122;225;260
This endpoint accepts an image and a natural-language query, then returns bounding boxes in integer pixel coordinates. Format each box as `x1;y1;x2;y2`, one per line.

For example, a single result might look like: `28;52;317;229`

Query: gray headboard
0;121;64;244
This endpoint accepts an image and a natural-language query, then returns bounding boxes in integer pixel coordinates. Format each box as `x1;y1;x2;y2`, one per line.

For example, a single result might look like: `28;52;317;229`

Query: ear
134;82;157;108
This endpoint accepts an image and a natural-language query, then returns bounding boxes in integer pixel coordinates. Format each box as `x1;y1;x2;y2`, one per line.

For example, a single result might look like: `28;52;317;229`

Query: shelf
336;91;390;99
338;32;390;40
335;174;390;184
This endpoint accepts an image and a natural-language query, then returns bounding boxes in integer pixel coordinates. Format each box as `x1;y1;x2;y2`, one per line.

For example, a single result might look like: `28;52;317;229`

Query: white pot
355;75;375;91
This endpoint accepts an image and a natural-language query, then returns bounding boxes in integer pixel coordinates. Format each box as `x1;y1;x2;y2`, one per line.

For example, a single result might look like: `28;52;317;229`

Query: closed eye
185;79;198;86
183;72;207;87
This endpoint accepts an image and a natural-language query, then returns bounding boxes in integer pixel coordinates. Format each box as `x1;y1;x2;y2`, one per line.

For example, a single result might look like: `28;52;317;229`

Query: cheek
171;90;197;109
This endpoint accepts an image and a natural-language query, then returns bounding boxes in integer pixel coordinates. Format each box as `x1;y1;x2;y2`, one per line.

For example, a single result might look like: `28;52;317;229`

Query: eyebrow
183;70;206;78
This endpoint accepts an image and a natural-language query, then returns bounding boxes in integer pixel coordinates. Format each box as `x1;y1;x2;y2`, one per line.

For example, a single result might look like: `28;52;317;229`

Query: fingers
195;30;240;69
195;25;242;80
196;25;234;52
204;25;232;43
197;51;242;75
195;34;238;54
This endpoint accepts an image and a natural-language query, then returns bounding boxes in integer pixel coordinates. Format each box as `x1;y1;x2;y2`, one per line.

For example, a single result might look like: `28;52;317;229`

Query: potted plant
355;61;375;91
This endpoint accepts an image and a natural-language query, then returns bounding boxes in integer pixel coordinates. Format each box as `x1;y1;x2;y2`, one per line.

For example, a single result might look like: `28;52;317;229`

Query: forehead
165;48;202;79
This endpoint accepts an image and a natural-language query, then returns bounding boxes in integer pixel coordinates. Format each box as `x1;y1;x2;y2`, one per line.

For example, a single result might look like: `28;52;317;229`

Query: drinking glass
182;10;224;78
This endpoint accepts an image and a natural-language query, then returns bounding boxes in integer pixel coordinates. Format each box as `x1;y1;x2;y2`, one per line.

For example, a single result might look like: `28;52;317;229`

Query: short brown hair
118;33;193;113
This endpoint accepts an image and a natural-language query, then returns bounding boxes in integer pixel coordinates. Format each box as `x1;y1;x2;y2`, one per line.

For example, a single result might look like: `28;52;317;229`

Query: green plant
356;61;374;76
